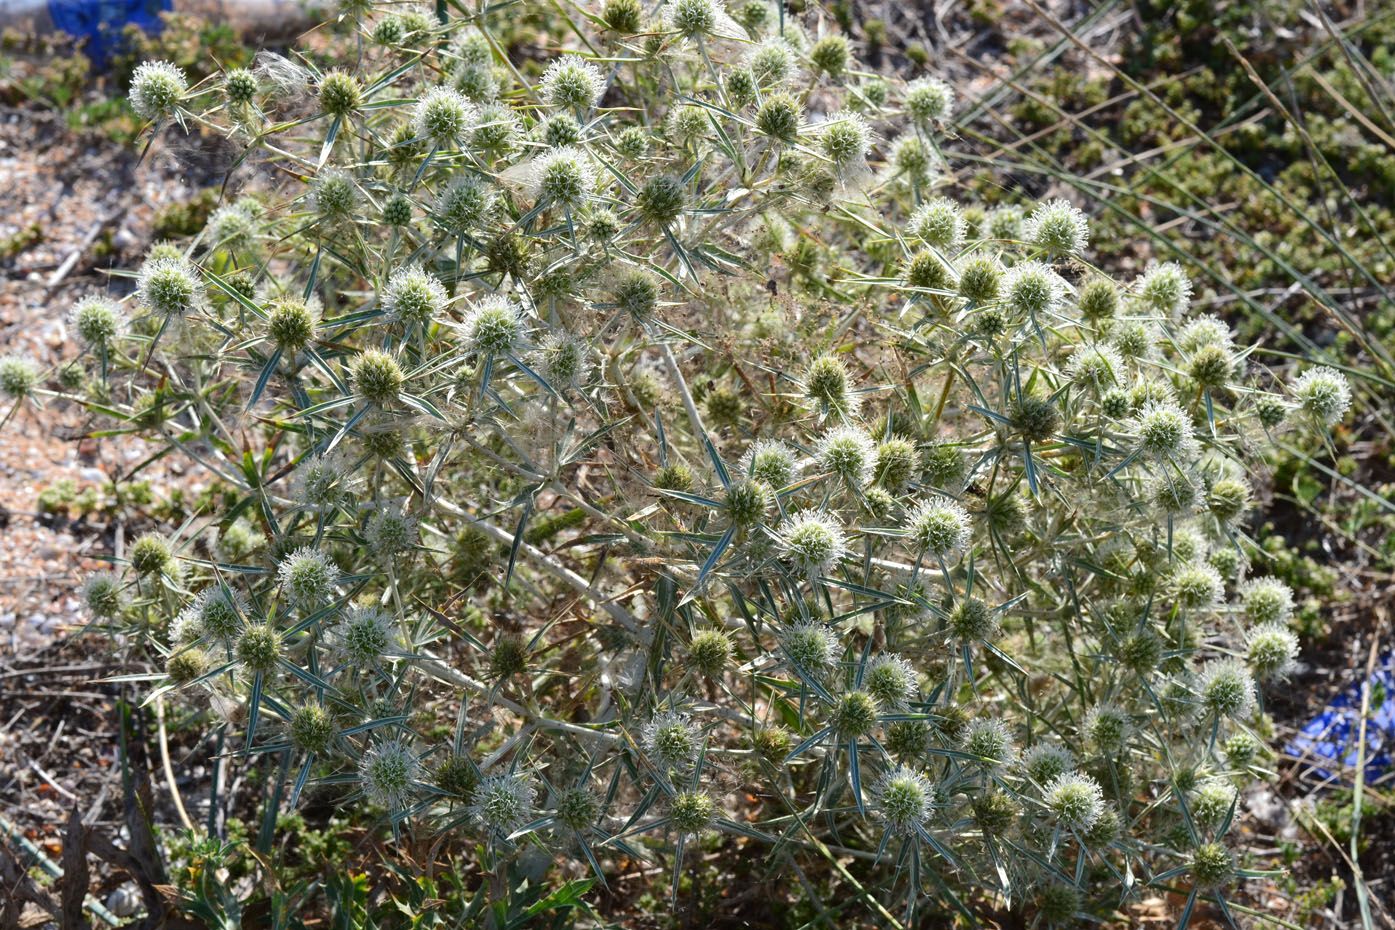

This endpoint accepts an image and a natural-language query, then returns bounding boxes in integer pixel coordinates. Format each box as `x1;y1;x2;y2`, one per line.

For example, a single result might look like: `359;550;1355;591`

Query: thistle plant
19;3;1357;924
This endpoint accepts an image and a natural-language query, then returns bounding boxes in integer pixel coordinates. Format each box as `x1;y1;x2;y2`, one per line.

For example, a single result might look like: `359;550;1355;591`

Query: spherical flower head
949;597;1000;643
817;426;875;488
1044;772;1104;832
724;478;771;527
1150;471;1200;517
684;628;732;678
874;765;933;834
664;0;725;38
236;622;281;674
433;176;494;235
137;255;202;317
1036;884;1083;926
555;785;600;830
317;69;362;117
865;653;916;710
197;586;245;640
830;689;880;738
1190;778;1236;831
1083;703;1131;754
909;197;965;251
1011;396;1061;443
1187;343;1235;392
740;439;799;490
373;15;405;46
222;66;258;106
874;438;918;492
82;571;126;619
1025;198;1089;257
755;94;802;145
890;134;937;184
1135;399;1198;461
808;35;851;77
780;620;838;672
531;146;596;210
130;533;175;578
1004;260;1064;319
359;739;420;809
601;0;644;32
906;496;972;557
667;104;709;146
472;103;518;156
166;648;209;684
1224;732;1259;768
413;86;475;147
1118;629;1163;675
1200;659;1256;719
129;60;187;120
957;256;1003;304
296;455;345;512
973;791;1022;835
1240;577;1294;625
333;605;394;664
885;720;931;759
1178;314;1235;355
1246;621;1298;681
669;789;716;834
1292;366;1352;427
748;39;796;84
776;511;848;577
613;268;659;318
905;76;953;126
1112;319;1158;360
463;296;527;356
277;546;339;607
1136;261;1192;318
1078;277;1120;323
1069;344;1124;395
804;355;858;417
71;297;125;348
351;349;405;405
469;771;538;836
988;205;1025;241
289;704;336;754
818;112;871;172
643;711;701;769
531;333;592;391
383;263;447;326
0;355;40;400
310;170;358;220
1255;393;1291;430
1022;742;1075;786
636;174;685;226
964;718;1014;769
266;297;319;352
1189;841;1235;890
903;250;952;290
614;124;649;159
1207;476;1251;524
540;54;605;112
1171;560;1223;611
205;202;258;252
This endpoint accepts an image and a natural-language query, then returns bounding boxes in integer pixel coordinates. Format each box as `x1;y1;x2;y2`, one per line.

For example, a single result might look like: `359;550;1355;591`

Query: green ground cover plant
4;0;1391;926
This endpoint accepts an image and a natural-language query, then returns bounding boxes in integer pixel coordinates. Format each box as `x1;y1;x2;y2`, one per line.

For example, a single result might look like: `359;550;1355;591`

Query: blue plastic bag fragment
1286;651;1395;784
47;0;172;66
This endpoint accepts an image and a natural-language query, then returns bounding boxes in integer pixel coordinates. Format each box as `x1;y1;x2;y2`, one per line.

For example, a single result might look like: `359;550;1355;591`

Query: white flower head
874;765;935;834
642;710;701;769
359;739;420;809
776;511;848;577
469;771;539;836
540;54;605;110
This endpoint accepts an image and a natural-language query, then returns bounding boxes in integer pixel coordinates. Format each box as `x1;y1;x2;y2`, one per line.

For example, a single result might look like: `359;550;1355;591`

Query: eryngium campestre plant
34;6;1350;923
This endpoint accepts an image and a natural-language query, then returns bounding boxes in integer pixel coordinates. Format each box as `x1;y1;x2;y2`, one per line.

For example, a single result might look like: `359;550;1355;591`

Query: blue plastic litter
1286;651;1395;784
47;0;172;66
